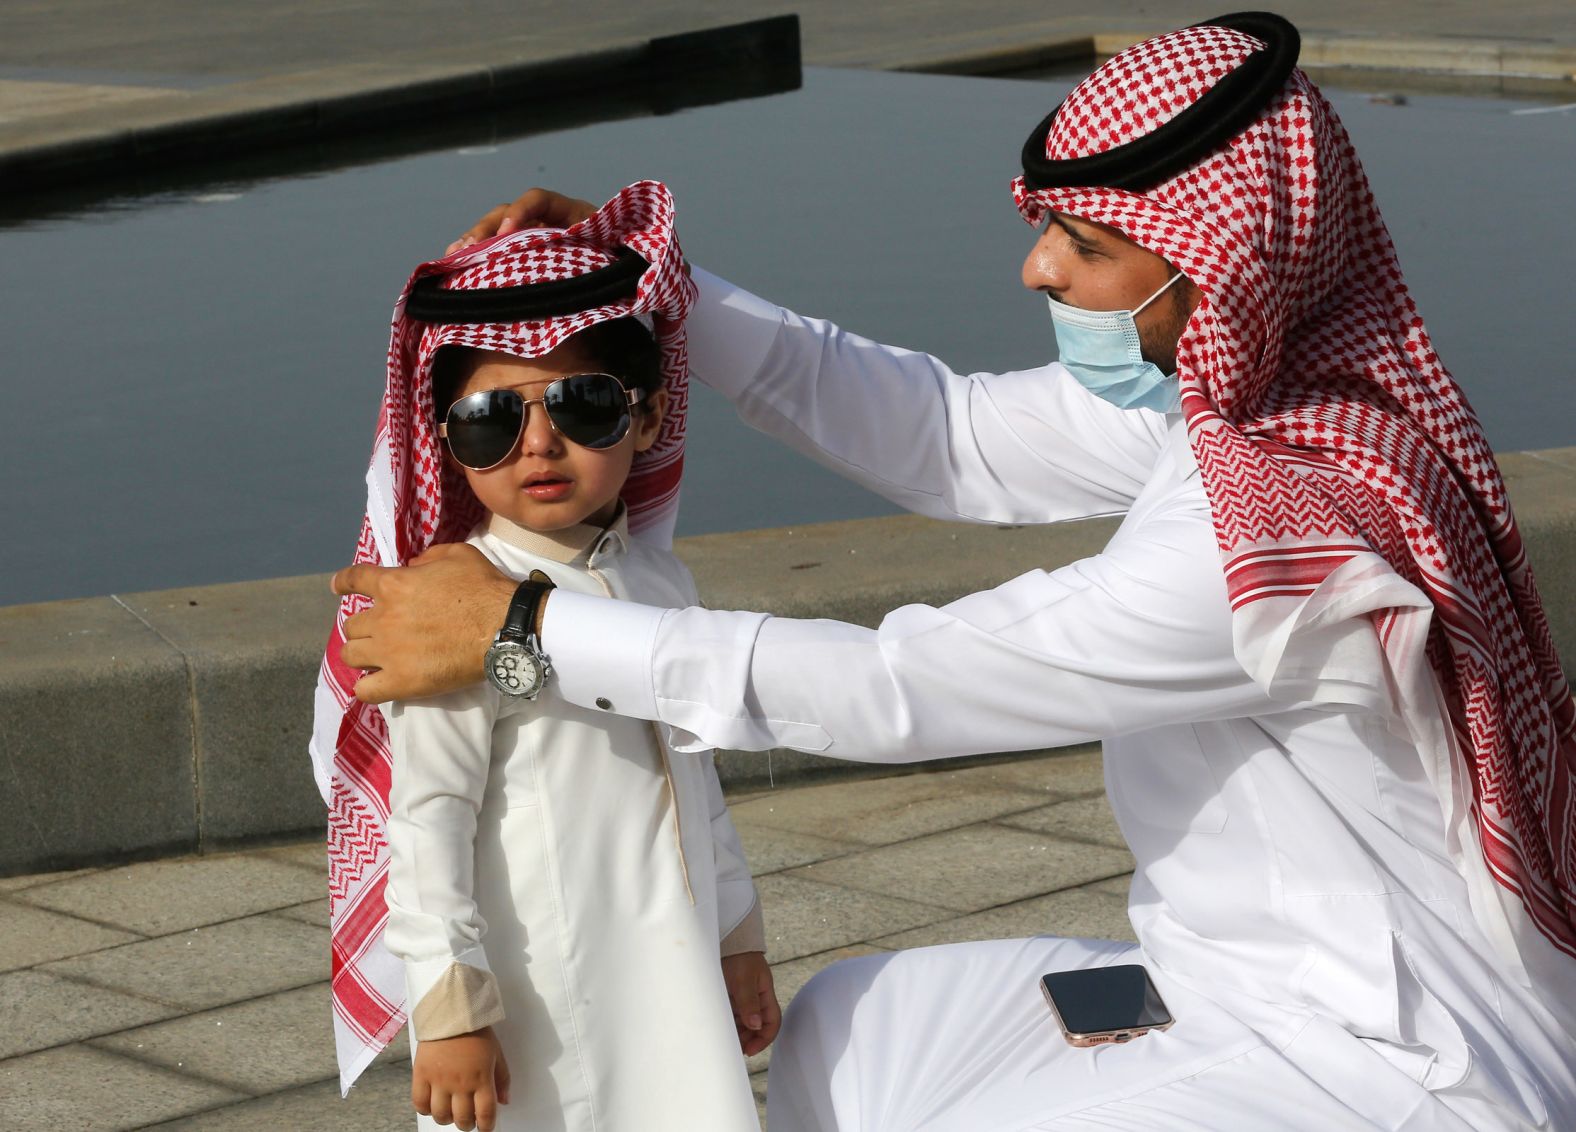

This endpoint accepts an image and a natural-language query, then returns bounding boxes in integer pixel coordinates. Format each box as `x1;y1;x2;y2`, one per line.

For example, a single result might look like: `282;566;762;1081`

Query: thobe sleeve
546;480;1326;761
383;687;507;1041
685;268;1170;524
703;754;766;955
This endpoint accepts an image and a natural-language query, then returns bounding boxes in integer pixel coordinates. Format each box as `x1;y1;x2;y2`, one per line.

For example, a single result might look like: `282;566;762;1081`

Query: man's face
1022;212;1200;373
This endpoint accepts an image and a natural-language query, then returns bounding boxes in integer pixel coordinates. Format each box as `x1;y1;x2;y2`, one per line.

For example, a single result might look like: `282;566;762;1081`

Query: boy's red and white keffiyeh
308;181;697;1092
1015;23;1574;1019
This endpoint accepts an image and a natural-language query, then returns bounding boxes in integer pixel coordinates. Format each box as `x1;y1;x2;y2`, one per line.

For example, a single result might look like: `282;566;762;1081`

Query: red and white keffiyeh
308;181;697;1091
1015;22;1574;1016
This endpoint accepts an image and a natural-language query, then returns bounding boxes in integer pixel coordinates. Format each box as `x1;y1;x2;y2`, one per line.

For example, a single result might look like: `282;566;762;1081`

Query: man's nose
1021;233;1063;293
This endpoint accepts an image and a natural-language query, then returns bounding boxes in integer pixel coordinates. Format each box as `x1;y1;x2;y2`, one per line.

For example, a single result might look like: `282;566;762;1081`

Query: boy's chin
495;496;618;533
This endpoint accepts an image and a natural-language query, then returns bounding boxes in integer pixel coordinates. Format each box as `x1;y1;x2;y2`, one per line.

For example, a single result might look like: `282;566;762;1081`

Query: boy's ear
632;388;669;453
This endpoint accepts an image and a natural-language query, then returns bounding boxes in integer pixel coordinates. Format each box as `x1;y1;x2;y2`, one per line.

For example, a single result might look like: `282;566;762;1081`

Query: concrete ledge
1098;32;1576;97
3;447;1574;876
1508;449;1576;666
114;577;345;852
899;31;1576;95
8;19;1575;196
1290;34;1576;83
0;597;196;875
0;15;803;193
894;37;1097;78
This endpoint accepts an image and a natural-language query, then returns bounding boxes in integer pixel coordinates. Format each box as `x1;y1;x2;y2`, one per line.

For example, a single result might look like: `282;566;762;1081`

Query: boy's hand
448;188;599;254
412;1026;512;1132
721;951;782;1057
333;543;516;704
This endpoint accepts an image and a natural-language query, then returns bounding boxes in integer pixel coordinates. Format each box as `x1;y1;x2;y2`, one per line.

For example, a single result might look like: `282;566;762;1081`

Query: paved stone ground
0;746;1132;1130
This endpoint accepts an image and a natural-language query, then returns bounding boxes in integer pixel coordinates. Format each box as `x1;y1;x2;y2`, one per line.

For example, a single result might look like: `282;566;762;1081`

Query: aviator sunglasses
438;373;644;471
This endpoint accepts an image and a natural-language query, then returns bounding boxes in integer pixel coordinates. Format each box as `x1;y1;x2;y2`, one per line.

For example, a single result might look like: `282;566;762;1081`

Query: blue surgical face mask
1047;272;1186;413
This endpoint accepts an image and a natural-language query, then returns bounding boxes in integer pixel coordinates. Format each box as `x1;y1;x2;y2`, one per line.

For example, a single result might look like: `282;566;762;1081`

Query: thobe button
595;697;613;710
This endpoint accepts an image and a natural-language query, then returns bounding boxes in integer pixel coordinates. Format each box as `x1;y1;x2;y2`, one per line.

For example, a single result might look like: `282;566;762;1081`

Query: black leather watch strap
498;573;554;642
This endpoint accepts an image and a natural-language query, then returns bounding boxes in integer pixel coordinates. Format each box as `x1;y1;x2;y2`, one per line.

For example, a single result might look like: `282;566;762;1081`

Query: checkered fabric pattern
1015;24;1575;983
308;181;697;1092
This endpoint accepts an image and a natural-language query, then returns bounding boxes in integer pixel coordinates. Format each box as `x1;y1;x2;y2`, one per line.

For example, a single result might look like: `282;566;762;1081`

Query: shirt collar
484;503;629;564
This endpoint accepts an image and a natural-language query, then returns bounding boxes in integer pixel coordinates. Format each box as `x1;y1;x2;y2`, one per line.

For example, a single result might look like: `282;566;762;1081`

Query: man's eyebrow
1047;214;1100;246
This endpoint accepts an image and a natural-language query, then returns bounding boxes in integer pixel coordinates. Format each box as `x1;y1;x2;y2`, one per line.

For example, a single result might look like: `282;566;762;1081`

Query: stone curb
897;31;1576;92
0;15;803;193
1094;31;1576;81
3;448;1573;877
893;36;1097;77
7;20;1575;196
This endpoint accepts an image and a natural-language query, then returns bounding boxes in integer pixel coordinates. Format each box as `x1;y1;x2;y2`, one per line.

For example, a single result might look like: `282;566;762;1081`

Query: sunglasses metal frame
438;372;645;471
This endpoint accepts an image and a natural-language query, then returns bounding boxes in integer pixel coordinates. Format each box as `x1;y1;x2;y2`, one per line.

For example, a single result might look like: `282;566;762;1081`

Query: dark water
2;68;1573;607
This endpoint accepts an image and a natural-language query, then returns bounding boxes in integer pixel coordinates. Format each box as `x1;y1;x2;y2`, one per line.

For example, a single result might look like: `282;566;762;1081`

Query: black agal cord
1020;11;1300;193
406;247;649;324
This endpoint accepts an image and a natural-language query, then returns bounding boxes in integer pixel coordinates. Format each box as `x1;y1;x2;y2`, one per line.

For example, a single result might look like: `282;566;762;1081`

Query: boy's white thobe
383;510;763;1132
538;272;1576;1131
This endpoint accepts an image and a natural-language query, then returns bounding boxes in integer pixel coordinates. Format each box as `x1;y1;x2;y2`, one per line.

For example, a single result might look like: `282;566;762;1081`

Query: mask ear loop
1132;269;1188;317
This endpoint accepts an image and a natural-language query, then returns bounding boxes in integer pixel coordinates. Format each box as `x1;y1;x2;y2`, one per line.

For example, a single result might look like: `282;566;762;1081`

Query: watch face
486;640;544;697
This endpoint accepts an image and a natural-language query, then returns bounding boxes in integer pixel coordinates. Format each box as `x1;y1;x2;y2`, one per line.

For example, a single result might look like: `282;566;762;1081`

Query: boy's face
445;341;666;532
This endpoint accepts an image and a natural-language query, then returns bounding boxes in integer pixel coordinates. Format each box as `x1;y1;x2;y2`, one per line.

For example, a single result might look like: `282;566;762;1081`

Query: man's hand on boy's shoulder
448;188;599;254
721;950;782;1057
412;1025;511;1132
333;543;516;704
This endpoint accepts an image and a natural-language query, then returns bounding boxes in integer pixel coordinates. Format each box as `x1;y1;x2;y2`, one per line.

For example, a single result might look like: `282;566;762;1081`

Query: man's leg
765;936;1430;1132
769;937;1152;1132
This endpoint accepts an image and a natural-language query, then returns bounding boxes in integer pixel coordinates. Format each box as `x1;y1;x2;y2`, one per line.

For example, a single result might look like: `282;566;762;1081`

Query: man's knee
783;952;896;1042
770;955;898;1132
788;953;890;1023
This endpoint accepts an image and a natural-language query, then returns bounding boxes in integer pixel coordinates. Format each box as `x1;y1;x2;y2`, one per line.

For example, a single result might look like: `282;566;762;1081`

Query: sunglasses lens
445;390;524;469
546;374;632;450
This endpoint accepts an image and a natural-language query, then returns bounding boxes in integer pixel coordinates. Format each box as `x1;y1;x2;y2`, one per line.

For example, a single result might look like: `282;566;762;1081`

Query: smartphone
1039;964;1174;1047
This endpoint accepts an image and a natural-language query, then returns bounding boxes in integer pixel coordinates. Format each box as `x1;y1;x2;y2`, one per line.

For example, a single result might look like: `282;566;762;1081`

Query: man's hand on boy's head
447;188;599;254
412;1026;511;1132
332;544;516;704
721;951;782;1057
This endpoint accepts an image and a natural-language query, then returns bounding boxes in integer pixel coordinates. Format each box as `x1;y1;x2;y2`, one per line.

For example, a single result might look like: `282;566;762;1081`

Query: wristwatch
485;572;555;698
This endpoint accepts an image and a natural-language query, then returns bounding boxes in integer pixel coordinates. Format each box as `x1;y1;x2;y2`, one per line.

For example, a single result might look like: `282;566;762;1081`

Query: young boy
311;182;776;1132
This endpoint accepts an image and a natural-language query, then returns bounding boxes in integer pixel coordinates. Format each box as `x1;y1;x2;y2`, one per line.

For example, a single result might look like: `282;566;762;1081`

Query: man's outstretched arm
333;543;516;703
453;189;1168;526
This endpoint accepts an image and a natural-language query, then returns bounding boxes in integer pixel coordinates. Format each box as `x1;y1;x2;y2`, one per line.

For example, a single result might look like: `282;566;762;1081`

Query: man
334;13;1575;1130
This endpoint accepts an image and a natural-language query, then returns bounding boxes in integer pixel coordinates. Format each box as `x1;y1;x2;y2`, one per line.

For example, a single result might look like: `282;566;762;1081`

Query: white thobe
538;273;1576;1130
383;512;762;1132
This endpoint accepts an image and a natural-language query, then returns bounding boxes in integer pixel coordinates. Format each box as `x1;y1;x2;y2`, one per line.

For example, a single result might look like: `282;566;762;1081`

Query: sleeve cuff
720;894;767;957
541;588;666;721
686;267;787;400
409;958;506;1041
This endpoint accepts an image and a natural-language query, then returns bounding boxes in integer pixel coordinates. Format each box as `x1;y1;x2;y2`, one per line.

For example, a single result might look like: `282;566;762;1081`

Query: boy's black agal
405;248;649;324
1019;11;1299;193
